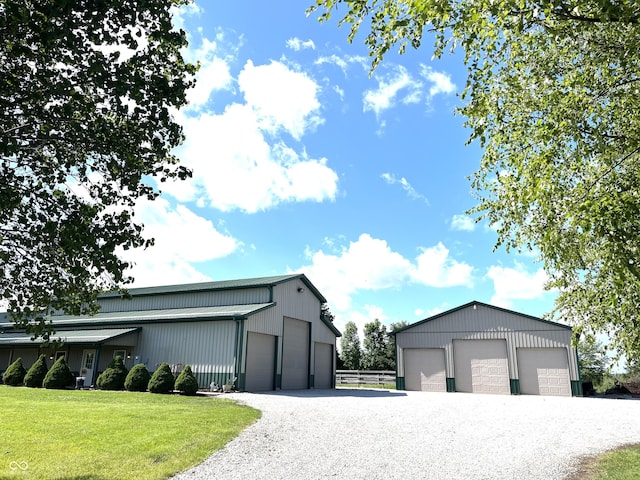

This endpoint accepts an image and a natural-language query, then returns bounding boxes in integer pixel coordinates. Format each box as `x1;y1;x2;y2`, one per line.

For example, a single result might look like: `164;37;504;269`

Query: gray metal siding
134;320;236;378
0;349;11;370
10;348;39;369
96;287;272;313
396;304;578;382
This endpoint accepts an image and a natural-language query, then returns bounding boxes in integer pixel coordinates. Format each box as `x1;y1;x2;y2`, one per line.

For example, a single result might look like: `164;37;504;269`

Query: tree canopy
309;0;640;360
362;319;395;370
1;0;196;338
340;321;362;369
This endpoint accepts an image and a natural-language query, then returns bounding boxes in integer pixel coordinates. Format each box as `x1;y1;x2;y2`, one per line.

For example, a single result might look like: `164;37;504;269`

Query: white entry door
81;349;96;387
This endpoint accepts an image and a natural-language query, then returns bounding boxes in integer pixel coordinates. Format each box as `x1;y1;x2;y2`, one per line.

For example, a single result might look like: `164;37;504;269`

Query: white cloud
169;59;339;213
185;38;233;108
451;214;476;232
486;264;550;308
412;243;474;287
314;54;368;74
238;60;323;140
296;234;472;311
170;103;338;213
120;197;239;287
381;172;429;204
420;65;456;96
363;66;422;117
287;37;315;51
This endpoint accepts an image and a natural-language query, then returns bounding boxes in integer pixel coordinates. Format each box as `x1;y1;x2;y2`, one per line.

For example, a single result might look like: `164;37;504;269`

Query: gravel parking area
173;388;640;480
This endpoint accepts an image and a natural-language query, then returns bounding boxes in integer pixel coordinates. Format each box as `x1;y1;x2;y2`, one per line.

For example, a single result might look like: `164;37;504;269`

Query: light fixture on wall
297;287;304;293
127;352;131;359
49;354;54;360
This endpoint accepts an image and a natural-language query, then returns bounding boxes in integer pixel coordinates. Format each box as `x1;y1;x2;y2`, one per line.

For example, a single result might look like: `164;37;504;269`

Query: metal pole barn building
394;301;582;396
0;274;341;391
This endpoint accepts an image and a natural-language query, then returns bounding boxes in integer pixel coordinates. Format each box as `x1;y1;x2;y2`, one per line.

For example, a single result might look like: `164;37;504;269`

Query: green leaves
1;0;197;337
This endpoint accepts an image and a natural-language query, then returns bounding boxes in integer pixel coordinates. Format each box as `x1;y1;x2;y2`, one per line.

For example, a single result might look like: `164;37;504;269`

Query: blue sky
121;1;557;338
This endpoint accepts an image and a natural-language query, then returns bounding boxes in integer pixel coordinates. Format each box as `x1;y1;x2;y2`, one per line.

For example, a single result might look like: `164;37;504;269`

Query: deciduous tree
309;0;640;360
362;319;394;370
1;0;196;338
340;321;362;370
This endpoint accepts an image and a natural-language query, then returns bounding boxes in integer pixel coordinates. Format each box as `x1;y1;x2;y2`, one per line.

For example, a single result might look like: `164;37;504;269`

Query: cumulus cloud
363;66;422;117
168;59;339;213
238;60;323;140
287;37;315;51
295;234;473;311
120;197;239;287
184;38;234;108
486;264;550;308
420;65;456;96
412;243;474;287
381;173;429;204
451;214;476;232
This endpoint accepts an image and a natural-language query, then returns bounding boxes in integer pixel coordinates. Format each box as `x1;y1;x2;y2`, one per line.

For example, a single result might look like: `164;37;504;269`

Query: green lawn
573;444;640;480
0;386;260;480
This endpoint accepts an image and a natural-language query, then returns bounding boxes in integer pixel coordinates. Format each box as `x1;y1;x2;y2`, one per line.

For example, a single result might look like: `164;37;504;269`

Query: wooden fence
335;370;396;386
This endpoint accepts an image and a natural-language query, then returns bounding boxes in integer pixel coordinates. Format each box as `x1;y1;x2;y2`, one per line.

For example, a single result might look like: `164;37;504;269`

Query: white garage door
404;348;446;392
517;348;571;396
454;340;510;394
245;332;275;391
281;317;310;390
314;342;333;389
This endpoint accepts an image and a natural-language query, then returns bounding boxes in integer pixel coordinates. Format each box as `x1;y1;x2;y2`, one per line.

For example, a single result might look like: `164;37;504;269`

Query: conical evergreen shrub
96;355;129;390
43;356;73;389
24;354;49;388
124;364;151;392
174;365;198;395
2;357;27;386
148;363;174;394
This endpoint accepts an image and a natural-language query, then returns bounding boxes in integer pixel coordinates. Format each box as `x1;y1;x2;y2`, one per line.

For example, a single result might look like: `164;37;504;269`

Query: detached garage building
0;274;340;392
395;301;581;396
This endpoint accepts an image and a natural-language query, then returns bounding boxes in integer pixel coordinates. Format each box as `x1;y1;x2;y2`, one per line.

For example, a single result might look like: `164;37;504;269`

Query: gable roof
100;273;327;303
392;300;572;335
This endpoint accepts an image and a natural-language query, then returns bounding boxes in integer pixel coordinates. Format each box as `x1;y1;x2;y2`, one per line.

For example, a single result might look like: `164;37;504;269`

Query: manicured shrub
124;364;151;392
174;365;198;395
148;363;174;394
43;356;73;389
24;354;49;388
2;357;27;386
96;355;129;390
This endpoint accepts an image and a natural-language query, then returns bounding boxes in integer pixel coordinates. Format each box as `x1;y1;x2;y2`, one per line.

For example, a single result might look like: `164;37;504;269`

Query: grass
571;444;640;480
0;386;260;480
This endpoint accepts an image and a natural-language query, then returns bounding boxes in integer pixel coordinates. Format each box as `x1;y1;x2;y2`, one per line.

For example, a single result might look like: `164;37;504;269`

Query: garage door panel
314;342;333;389
454;340;510;395
245;332;275;392
282;318;310;390
404;348;446;392
517;348;570;397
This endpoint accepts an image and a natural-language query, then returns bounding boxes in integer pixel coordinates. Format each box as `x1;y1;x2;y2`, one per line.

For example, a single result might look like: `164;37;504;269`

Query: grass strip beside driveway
0;386;260;480
571;444;640;480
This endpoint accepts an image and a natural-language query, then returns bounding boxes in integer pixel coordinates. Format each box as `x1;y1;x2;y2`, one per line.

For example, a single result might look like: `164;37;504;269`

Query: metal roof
100;273;327;303
0;328;140;346
392;300;573;335
0;303;275;329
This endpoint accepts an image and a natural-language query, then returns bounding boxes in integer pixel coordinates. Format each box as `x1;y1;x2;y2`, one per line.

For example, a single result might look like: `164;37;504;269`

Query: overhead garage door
245;332;275;391
454;339;510;394
314;342;333;389
517;348;571;396
281;317;309;389
404;348;446;392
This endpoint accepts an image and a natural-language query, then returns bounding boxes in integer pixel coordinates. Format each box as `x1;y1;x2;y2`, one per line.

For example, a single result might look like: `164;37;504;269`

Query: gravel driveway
173;388;640;480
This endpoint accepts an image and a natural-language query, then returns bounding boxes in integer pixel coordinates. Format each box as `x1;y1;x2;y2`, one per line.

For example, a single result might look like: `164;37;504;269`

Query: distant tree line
339;319;407;370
